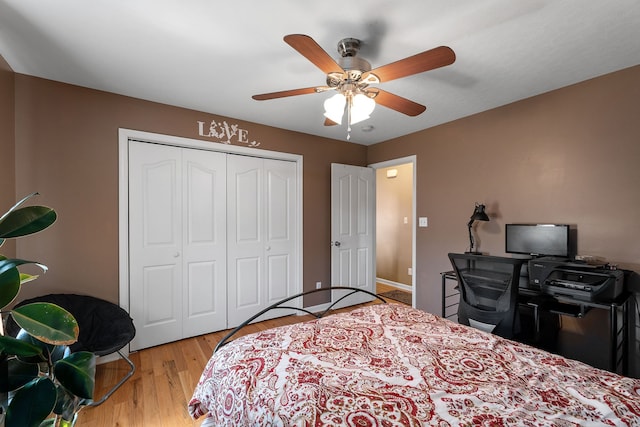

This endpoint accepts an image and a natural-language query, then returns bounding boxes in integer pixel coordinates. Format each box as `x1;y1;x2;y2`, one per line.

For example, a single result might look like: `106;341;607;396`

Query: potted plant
0;193;96;427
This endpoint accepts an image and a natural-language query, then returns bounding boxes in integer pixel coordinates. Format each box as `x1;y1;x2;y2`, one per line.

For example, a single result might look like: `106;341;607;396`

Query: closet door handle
265;246;271;251
174;252;180;258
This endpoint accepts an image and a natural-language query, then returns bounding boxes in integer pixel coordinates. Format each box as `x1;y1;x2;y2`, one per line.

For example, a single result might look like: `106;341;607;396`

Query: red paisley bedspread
188;304;640;426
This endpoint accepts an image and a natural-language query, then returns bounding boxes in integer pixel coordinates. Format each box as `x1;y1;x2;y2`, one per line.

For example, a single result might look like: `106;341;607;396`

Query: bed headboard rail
214;286;387;352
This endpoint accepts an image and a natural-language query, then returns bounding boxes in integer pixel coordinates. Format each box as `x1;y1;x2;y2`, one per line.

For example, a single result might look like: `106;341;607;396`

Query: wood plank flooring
76;286;410;426
77;314;314;426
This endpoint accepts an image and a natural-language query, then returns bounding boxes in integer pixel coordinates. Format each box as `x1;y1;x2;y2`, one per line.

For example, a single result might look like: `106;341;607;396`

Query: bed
188;289;640;426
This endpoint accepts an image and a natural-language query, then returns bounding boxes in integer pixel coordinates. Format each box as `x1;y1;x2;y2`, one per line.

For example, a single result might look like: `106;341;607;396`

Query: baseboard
376;278;412;292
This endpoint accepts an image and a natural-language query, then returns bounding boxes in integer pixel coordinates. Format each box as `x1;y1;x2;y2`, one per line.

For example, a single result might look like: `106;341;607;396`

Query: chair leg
88;350;136;407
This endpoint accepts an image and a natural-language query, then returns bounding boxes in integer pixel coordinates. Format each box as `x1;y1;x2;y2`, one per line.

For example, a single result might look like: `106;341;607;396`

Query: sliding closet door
129;141;226;350
227;155;297;327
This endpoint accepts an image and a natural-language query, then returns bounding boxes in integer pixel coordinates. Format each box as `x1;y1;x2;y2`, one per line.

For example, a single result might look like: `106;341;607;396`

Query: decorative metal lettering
197;120;260;147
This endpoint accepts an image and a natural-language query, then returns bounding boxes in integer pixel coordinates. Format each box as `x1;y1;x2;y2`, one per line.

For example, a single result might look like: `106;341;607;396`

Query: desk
441;271;459;321
441;270;631;374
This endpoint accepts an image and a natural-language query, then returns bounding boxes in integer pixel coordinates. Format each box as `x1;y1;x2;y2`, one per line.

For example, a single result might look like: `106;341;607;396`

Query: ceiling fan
252;34;456;136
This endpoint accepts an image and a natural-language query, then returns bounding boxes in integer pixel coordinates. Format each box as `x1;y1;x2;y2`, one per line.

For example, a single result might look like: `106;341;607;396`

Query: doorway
370;156;416;307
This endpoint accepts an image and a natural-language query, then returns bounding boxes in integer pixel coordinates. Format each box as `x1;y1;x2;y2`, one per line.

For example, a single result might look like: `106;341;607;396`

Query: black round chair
7;293;136;406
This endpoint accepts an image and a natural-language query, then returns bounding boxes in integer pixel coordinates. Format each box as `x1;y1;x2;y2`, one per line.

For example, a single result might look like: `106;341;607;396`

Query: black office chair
448;253;525;339
7;293;136;406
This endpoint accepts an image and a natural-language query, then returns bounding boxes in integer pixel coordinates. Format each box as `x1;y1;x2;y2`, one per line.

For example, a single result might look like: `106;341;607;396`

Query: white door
129;142;182;350
227;155;297;327
330;163;375;306
181;148;227;338
129;142;227;350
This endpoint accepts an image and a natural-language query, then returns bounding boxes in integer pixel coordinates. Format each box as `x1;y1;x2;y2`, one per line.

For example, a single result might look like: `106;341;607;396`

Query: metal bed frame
214;286;387;352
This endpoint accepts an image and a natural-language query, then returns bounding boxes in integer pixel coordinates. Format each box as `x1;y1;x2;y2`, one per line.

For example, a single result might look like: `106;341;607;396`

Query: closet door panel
144;265;178;324
235;167;261;242
186;261;216;314
227;155;264;327
182;149;227;337
129;142;183;351
236;257;261;306
267;254;290;302
264;159;297;305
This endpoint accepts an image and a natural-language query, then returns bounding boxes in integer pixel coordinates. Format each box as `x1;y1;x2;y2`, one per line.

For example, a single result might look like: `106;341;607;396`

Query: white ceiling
1;0;639;145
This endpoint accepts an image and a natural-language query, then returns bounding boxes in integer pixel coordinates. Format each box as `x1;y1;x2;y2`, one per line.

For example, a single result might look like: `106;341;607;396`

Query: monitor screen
505;224;570;257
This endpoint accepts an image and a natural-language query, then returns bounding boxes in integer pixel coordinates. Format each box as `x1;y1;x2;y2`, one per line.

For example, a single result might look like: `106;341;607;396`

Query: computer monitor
505;224;571;258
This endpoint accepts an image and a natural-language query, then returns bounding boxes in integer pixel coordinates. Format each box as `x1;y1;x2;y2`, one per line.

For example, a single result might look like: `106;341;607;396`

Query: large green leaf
11;302;79;345
0;205;57;239
0;192;40;221
13;329;69;364
0;257;47;308
6;377;57;427
3;357;40;392
0;335;44;359
54;351;96;400
0;263;21;308
0;257;47;277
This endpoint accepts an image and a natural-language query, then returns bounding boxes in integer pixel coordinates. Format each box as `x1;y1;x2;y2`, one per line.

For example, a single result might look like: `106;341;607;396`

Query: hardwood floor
77;290;407;426
76;312;335;425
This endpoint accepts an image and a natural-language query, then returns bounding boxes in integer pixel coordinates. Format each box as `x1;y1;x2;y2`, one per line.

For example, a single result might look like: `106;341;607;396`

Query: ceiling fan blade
365;46;455;83
284;34;344;75
252;87;319;100
373;89;426;116
324;117;338;126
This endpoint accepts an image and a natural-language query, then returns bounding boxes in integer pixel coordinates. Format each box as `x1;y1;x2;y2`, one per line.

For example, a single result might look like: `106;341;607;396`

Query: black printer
528;257;624;302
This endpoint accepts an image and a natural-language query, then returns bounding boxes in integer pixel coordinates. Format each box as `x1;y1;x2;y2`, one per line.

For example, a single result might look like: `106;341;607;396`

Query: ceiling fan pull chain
347;100;352;140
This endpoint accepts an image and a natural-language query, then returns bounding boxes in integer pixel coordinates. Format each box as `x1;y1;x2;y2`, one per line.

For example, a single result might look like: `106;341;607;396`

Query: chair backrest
448;253;525;338
7;293;136;356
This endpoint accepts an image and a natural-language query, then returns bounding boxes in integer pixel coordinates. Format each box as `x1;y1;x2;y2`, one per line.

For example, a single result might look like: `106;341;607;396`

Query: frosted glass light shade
349;93;376;125
323;93;346;124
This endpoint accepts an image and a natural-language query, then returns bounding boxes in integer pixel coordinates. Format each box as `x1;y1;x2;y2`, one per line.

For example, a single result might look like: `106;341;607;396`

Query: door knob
266;246;271;251
174;252;180;258
333;241;341;247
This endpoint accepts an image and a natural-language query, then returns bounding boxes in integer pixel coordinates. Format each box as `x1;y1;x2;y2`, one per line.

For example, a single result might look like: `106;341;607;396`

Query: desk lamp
467;203;489;254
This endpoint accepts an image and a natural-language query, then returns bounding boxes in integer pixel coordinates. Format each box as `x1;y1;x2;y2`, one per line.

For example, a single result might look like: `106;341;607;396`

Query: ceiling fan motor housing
337;38;361;57
325;38;374;89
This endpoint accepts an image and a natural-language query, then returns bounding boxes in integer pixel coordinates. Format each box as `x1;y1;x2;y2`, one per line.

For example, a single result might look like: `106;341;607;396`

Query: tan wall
368;65;640;313
13;74;367;306
0;55;16;258
376;163;413;286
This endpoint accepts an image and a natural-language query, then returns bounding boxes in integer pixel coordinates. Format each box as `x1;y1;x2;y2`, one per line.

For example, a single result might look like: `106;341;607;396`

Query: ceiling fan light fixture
323;93;346;124
349;93;376;125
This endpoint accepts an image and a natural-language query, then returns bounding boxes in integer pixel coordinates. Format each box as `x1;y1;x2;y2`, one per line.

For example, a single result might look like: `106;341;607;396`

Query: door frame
369;155;417;308
118;128;304;316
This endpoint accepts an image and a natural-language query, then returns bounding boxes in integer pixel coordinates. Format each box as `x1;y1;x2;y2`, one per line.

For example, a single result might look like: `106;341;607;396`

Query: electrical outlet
316;281;322;289
419;217;428;227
